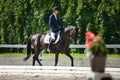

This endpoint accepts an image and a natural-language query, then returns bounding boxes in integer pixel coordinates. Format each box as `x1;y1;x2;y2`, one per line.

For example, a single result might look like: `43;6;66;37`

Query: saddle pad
44;32;61;44
44;34;51;44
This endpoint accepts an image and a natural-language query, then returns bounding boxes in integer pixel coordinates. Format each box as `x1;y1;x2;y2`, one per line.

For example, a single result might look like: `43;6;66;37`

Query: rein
70;28;75;37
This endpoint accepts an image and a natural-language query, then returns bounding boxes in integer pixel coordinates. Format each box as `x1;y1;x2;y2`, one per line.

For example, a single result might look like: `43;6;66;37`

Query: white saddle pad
44;32;61;44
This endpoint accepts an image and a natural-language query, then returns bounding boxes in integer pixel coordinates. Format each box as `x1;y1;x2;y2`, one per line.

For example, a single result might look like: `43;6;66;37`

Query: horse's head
65;26;79;44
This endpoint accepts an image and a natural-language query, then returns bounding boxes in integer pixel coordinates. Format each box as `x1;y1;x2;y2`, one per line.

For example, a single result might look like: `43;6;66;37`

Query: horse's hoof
71;65;74;67
39;59;42;61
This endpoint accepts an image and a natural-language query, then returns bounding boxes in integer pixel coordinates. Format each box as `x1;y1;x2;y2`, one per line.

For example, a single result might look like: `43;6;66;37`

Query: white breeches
51;32;56;40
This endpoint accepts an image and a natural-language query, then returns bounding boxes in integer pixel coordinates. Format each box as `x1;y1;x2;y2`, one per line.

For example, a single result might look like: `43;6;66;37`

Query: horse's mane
65;26;76;31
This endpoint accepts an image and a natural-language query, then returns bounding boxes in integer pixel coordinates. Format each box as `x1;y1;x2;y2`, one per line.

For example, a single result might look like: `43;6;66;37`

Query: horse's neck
64;29;71;38
60;31;67;41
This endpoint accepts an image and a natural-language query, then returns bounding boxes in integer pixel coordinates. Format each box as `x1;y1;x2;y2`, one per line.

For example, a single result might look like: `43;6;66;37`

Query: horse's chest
52;42;69;52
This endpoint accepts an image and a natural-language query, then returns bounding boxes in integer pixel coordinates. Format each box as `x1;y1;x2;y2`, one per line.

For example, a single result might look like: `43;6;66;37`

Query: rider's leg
48;39;54;48
47;32;55;52
51;32;55;40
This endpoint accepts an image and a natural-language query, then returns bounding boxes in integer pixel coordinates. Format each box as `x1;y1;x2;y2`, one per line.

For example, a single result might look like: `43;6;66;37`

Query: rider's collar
53;13;56;16
53;13;57;20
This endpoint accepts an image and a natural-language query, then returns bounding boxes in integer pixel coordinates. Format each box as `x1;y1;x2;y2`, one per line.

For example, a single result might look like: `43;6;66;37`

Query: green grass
0;53;85;58
0;53;26;56
0;53;120;58
108;54;120;58
43;53;86;58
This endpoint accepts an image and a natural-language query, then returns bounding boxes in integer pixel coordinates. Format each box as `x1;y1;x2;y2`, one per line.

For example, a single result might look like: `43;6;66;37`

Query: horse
23;26;79;66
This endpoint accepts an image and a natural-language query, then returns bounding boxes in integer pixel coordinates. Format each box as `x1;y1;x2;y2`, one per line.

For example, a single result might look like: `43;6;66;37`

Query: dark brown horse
24;26;79;66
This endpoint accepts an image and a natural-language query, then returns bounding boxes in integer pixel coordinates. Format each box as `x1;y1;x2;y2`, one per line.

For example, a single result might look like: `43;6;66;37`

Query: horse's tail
23;36;32;61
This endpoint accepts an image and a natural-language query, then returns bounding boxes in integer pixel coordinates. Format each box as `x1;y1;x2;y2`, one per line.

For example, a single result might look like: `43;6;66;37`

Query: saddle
44;32;61;44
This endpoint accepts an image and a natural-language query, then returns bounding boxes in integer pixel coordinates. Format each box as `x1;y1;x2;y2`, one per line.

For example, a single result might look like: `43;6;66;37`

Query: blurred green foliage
0;0;120;53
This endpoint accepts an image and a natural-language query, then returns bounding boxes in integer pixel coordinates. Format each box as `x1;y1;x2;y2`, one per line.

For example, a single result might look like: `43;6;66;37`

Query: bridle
69;28;76;37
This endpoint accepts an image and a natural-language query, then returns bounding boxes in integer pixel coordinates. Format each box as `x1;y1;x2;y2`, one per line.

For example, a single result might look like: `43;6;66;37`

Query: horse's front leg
65;51;74;66
55;53;59;66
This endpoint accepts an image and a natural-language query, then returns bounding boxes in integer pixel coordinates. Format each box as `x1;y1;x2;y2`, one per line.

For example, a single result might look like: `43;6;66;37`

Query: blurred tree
0;0;120;53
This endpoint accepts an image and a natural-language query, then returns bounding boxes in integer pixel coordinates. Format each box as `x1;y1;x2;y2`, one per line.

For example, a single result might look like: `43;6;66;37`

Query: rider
47;6;64;52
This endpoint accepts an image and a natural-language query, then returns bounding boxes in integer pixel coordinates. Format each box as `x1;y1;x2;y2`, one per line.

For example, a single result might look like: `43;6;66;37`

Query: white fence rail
0;44;120;48
0;44;26;48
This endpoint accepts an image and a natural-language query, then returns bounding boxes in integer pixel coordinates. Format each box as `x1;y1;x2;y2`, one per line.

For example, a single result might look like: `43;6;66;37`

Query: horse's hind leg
32;46;42;66
36;58;42;66
55;53;59;66
32;54;42;66
36;50;42;66
65;51;74;66
36;48;42;66
32;55;36;66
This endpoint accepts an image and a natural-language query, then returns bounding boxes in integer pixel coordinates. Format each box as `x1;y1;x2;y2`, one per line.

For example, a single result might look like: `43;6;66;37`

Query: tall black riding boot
47;39;54;52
